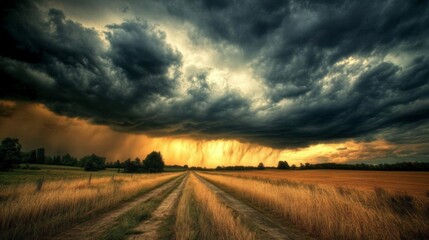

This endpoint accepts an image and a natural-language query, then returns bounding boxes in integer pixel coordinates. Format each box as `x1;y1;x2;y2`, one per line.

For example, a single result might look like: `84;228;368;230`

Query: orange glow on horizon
0;101;420;167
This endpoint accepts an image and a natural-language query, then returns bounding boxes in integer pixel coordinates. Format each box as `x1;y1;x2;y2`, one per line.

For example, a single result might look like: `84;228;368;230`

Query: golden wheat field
1;169;428;240
198;171;429;239
0;172;182;239
216;169;429;196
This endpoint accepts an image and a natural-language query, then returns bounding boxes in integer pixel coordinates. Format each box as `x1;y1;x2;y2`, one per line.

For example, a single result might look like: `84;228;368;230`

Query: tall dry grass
199;172;429;240
0;172;182;239
216;170;429;196
175;173;255;240
175;176;198;240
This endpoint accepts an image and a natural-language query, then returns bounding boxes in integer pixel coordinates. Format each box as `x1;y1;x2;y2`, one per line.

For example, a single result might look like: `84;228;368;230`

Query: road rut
195;173;312;240
127;174;188;240
51;175;184;240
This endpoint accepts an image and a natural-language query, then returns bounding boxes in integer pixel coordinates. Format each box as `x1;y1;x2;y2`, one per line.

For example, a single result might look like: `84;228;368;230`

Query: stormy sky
1;0;428;165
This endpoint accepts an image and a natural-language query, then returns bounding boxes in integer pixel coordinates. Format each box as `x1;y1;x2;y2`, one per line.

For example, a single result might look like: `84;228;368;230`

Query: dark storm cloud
106;21;182;84
0;0;183;128
1;0;429;150
162;0;429;148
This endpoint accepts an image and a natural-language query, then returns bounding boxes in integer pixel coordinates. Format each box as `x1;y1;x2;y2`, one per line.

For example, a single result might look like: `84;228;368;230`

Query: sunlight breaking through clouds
1;0;428;165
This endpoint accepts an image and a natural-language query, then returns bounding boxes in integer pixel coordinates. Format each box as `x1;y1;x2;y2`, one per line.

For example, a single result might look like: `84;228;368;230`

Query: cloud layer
1;0;428;151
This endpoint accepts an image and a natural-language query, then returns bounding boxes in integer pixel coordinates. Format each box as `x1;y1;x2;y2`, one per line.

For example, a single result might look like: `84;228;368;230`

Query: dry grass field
1;169;428;240
199;171;429;239
216;169;429;196
175;174;255;240
0;172;182;239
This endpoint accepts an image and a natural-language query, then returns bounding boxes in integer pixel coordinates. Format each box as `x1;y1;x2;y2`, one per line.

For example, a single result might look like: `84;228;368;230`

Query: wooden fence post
36;177;44;191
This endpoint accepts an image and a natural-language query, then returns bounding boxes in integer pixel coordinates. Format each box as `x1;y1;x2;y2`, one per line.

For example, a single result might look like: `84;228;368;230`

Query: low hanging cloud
1;0;429;152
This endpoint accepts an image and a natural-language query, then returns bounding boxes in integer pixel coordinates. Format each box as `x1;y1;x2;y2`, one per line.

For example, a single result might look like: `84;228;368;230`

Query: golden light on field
0;100;423;167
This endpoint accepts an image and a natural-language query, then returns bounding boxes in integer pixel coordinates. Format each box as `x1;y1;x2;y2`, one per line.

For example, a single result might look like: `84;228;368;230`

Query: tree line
215;160;429;171
2;137;427;172
290;161;429;171
105;152;165;173
0;137;164;172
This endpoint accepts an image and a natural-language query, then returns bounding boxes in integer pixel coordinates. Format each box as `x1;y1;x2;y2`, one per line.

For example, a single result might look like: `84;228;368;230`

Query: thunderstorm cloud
1;0;428;151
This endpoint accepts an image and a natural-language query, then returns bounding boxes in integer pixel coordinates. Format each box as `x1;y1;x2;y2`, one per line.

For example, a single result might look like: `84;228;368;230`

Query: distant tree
36;148;45;163
115;160;121;168
277;161;290;170
143;151;165;172
80;154;106;171
0;138;22;170
62;153;78;166
184;164;189;169
48;155;62;165
135;157;141;167
291;164;297;170
257;162;265;170
44;156;52;164
122;159;133;173
29;150;37;163
123;158;144;173
21;151;31;163
135;157;144;171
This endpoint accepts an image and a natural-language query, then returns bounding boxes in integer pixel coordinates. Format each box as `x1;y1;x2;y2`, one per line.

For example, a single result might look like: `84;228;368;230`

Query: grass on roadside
175;176;199;240
0;164;124;185
0;164;186;185
157;195;180;240
175;174;255;240
199;172;429;240
0;172;182;239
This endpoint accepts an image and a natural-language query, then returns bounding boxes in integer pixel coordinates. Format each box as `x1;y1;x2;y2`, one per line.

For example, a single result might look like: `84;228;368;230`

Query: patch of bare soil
127;175;188;240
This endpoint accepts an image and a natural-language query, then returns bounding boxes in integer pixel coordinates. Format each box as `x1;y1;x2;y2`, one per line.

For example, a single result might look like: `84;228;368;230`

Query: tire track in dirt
50;174;185;240
127;174;188;240
195;173;313;240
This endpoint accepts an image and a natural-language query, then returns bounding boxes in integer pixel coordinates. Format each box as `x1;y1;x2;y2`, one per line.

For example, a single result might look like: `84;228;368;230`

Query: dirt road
195;173;312;240
127;174;188;240
51;174;184;240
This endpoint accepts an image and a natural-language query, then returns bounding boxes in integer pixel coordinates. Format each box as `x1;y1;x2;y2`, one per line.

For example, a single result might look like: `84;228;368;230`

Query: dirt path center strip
127;174;188;240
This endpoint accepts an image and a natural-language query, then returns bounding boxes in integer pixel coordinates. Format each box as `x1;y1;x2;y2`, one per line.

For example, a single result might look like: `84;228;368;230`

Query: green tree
29;150;37;163
123;158;139;173
143;151;165;172
0;138;22;170
36;148;45;163
62;153;78;166
277;160;290;169
114;160;121;168
80;154;106;171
